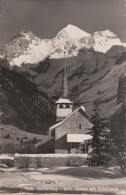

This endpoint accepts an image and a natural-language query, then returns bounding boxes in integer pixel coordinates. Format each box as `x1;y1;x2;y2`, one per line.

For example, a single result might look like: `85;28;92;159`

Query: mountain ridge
0;24;125;67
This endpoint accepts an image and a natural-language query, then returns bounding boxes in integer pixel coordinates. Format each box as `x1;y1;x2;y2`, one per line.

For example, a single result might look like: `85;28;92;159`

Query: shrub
17;156;31;168
16;137;19;141
109;142;126;177
0;143;16;154
17;142;35;154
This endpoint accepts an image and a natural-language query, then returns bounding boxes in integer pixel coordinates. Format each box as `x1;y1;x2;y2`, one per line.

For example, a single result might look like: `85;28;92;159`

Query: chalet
35;52;92;154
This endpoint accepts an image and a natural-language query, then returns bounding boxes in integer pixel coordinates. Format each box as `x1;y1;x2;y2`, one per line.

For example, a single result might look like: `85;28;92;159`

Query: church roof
56;98;73;104
35;137;54;148
49;106;90;131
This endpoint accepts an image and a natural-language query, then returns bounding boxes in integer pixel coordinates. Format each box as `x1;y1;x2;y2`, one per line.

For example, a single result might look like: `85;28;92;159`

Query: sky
0;0;126;46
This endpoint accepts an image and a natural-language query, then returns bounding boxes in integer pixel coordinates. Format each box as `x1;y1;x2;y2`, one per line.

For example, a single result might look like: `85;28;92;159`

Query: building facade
49;106;92;153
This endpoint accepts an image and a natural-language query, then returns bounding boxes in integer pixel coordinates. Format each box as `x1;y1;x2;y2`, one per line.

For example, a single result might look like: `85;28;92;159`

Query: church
35;53;92;154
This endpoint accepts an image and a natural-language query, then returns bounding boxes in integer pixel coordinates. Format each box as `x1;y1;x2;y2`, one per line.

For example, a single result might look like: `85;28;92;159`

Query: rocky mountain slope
0;66;56;134
0;24;126;134
30;46;126;118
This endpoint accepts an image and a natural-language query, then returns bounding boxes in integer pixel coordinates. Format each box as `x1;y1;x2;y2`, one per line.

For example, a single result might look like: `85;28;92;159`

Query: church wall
55;110;92;153
55;134;71;154
36;139;55;154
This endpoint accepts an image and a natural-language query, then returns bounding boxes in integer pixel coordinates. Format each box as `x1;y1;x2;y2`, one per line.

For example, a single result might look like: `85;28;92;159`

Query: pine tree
110;142;126;177
87;100;110;166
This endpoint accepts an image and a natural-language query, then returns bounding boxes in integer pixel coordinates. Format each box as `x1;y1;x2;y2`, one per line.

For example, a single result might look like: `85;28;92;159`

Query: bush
0;143;16;154
31;137;37;144
109;142;126;177
0;159;14;167
4;134;10;139
16;137;19;141
17;156;31;168
17;142;35;154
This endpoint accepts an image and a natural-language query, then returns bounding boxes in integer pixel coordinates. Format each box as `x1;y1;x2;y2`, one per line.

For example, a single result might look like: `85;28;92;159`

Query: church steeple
56;51;73;122
61;51;68;98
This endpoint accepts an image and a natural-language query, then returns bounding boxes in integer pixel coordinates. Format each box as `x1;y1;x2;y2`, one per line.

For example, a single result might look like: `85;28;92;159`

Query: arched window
59;104;63;108
65;104;70;108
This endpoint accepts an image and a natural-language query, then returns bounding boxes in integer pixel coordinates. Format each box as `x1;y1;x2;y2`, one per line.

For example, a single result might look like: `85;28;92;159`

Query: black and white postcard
0;0;126;194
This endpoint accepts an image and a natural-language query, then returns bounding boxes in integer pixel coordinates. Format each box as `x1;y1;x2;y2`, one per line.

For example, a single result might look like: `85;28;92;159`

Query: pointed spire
61;51;68;98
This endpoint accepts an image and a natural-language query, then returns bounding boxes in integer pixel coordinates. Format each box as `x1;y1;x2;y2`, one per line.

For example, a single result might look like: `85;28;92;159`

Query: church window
59;104;63;108
65;104;70;108
79;124;81;129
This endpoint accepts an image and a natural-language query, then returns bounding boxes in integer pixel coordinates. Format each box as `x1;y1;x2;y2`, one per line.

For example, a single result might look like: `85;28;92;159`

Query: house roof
49;106;90;131
35;137;54;148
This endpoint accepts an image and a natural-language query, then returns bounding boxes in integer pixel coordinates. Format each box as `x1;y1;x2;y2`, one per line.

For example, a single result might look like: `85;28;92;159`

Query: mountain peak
19;29;25;36
56;24;90;39
91;29;122;53
93;30;117;38
1;25;125;66
10;30;37;43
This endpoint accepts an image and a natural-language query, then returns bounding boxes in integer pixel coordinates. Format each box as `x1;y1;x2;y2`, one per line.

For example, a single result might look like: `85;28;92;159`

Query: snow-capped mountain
0;24;126;67
49;24;91;58
0;31;51;67
56;24;91;39
88;30;126;53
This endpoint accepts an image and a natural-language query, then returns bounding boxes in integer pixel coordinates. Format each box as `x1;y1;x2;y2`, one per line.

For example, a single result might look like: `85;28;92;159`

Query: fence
14;153;87;168
0;154;14;167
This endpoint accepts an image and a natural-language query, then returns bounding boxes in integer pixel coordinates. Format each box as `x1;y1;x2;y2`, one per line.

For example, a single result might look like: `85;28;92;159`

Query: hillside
0;124;47;144
15;46;126;118
0;66;56;135
0;124;49;154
